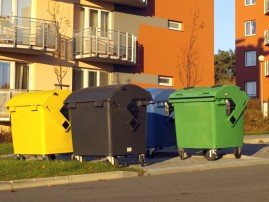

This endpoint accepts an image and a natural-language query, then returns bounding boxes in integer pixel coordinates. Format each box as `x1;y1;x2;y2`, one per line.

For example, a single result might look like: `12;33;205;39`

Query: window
265;0;269;14
77;7;110;36
72;69;84;91
0;61;29;89
0;0;12;16
245;20;256;36
158;76;173;86
245;51;256;67
72;68;110;90
15;63;29;89
245;81;257;97
168;20;182;31
89;9;98;28
0;62;10;89
0;0;32;17
245;0;256;6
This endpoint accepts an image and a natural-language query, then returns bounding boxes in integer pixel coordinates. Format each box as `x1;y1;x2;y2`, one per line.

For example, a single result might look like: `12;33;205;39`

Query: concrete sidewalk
1;134;269;191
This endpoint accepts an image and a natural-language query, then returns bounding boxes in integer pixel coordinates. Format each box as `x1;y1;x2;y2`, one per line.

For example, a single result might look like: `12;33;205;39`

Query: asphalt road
1;164;269;202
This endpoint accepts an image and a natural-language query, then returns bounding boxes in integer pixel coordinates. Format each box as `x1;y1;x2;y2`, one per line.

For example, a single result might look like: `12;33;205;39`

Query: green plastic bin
169;85;249;161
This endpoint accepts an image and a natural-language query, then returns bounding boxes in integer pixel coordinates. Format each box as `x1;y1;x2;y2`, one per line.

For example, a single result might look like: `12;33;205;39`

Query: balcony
0;89;30;122
98;0;147;8
0;16;57;54
74;27;136;65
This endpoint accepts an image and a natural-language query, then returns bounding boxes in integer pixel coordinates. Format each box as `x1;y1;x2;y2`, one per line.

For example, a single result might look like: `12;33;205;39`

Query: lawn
0;158;141;181
0;143;13;155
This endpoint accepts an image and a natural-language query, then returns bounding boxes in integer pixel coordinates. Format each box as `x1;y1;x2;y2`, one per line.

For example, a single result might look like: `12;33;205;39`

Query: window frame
0;0;32;17
245;0;256;6
245;20;256;36
0;60;30;90
168;20;183;31
245;50;256;67
245;81;257;97
72;68;110;91
80;7;110;36
158;76;173;86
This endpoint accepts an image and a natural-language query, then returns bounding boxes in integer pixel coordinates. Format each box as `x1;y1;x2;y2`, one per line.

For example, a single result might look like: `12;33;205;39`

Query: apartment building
235;0;269;115
0;0;214;124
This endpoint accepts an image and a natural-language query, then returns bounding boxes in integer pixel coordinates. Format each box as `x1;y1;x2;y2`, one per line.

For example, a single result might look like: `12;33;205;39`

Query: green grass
0;158;142;181
0;143;13;155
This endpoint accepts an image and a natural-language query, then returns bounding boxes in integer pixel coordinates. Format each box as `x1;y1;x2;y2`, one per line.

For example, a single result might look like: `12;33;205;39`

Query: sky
214;0;235;53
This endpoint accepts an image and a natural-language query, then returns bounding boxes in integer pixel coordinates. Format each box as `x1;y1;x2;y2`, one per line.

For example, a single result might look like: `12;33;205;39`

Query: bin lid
169;85;248;103
5;90;71;108
146;88;176;102
64;84;152;104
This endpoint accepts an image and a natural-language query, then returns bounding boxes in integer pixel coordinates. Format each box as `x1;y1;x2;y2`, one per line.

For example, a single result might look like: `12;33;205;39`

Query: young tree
214;49;236;85
47;1;71;89
177;10;204;88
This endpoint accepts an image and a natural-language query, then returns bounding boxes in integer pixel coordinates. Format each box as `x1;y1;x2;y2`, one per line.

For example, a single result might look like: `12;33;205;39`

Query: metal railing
0;89;33;121
74;27;136;64
0;16;57;50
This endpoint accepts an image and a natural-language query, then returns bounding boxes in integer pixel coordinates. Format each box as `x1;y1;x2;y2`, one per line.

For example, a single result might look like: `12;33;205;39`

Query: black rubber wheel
113;156;119;167
16;154;26;160
234;148;242;159
42;154;56;161
178;149;185;160
139;154;145;167
202;150;207;156
146;149;155;159
205;150;216;161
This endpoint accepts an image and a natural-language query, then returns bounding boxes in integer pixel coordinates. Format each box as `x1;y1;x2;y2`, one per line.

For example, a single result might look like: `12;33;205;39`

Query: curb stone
0;171;138;191
143;156;269;175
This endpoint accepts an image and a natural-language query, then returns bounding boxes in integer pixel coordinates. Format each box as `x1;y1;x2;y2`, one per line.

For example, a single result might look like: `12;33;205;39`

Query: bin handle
62;120;71;131
111;101;140;132
226;97;248;126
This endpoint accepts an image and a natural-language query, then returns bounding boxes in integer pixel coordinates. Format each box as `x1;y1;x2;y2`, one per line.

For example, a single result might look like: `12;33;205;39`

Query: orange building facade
236;0;269;115
0;0;214;124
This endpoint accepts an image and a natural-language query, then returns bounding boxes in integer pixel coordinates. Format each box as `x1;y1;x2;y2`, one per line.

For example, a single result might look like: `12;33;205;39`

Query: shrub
0;130;12;143
244;99;269;132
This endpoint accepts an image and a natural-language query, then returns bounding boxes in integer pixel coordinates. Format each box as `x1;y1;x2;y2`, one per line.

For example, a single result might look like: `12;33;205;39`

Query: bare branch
47;1;70;89
177;10;204;88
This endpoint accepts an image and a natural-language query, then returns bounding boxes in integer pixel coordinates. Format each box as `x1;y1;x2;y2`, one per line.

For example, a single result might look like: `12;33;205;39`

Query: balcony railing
98;0;147;8
74;27;136;65
0;89;31;121
0;16;57;53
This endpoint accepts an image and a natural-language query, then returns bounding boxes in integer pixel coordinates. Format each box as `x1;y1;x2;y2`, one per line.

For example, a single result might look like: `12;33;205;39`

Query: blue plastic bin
146;88;176;157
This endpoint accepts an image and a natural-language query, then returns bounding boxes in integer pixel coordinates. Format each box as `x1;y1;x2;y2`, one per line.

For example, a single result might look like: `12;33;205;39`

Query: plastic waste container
64;84;151;166
169;85;249;161
146;88;176;157
5;90;73;160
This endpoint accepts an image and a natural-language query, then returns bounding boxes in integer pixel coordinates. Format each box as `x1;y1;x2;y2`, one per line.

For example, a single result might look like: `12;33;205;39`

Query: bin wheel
106;156;119;167
202;150;207;156
42;155;56;161
74;155;86;162
16;154;26;161
234;147;242;159
139;154;145;167
113;157;119;167
205;149;217;161
146;148;155;159
178;149;185;160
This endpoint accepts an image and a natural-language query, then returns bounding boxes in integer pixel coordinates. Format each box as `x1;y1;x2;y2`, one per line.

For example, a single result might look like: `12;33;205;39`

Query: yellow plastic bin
5;90;73;160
